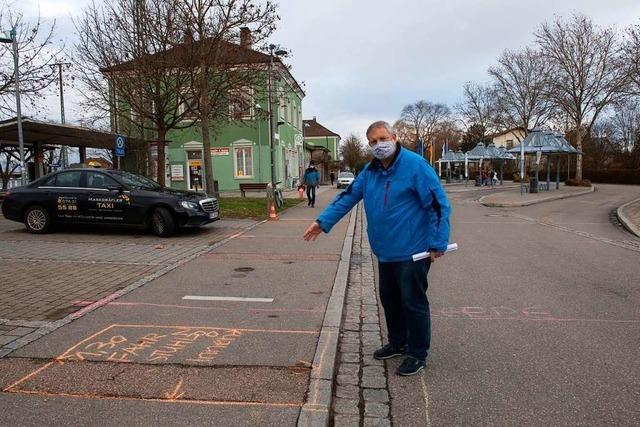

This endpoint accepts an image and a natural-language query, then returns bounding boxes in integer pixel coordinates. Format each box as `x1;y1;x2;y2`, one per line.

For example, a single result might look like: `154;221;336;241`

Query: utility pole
51;62;71;167
267;45;276;189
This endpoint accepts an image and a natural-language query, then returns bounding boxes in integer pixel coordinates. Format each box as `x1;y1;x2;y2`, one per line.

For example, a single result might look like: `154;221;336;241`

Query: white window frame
233;145;254;179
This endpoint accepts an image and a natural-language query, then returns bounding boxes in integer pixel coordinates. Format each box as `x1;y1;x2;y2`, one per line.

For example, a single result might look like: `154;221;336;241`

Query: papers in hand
412;243;458;262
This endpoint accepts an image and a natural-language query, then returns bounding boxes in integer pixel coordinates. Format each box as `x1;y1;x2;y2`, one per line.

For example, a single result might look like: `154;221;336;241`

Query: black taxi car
1;168;219;236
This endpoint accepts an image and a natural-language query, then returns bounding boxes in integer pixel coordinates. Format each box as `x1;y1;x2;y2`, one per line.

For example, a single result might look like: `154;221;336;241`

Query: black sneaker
373;344;406;360
396;356;425;376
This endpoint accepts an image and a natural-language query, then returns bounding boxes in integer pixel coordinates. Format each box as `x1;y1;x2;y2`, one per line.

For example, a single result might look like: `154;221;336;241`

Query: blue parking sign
115;135;125;157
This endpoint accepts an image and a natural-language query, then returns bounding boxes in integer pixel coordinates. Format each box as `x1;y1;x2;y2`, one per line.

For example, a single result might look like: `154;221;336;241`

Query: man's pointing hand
303;221;323;241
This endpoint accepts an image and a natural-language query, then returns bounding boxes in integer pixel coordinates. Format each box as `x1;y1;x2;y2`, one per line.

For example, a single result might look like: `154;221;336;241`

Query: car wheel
150;207;176;237
24;205;52;234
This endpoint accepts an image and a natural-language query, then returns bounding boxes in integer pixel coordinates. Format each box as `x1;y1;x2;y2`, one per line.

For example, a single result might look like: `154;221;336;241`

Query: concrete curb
0;220;266;359
297;205;359;427
617;198;640;238
479;185;595;207
446;184;520;193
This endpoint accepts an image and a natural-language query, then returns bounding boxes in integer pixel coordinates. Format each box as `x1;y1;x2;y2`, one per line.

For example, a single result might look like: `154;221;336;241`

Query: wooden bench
239;183;268;198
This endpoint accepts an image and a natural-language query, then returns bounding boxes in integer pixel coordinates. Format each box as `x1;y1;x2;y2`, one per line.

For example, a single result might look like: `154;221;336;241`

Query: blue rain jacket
317;146;451;262
303;168;320;186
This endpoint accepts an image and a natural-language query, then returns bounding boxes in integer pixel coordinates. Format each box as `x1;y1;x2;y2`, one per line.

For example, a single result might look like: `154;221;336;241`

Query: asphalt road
387;183;640;426
0;188;350;426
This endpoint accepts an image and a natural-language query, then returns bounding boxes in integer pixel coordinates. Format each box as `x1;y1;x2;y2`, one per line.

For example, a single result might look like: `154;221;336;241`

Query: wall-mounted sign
171;164;185;181
211;147;230;156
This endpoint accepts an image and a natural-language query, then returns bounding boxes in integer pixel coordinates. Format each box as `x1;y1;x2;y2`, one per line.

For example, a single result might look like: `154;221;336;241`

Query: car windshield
339;172;354;178
109;170;161;190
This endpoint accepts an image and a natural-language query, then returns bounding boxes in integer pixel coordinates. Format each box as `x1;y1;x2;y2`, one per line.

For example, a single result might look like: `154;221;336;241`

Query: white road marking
421;374;432;427
182;296;274;303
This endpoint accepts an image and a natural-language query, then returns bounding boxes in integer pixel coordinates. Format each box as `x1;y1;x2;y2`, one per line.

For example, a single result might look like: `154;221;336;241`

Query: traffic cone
268;200;278;221
298;186;304;199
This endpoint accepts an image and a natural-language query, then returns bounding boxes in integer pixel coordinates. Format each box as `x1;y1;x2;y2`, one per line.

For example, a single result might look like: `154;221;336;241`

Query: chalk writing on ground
57;325;242;364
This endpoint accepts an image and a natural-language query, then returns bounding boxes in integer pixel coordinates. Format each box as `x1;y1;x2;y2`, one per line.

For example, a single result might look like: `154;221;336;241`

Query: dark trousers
378;259;431;360
306;185;316;206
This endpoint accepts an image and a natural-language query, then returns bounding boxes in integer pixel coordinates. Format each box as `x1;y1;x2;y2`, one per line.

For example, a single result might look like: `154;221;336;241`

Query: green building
303;118;341;183
105;30;305;192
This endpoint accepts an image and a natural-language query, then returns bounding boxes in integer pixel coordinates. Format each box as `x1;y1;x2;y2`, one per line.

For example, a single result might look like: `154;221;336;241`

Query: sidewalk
0;187;352;426
479;183;594;207
617;198;640;238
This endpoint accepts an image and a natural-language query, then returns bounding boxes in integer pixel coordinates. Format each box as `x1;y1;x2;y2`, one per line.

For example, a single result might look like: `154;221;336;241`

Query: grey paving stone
363;388;389;403
338;363;360;376
362;355;384;366
340;343;359;353
361;375;386;389
343;322;360;331
362;323;380;331
333;415;360;427
335;384;360;399
341;352;360;363
6;327;34;336
333;398;360;415
337;374;359;386
363;365;385;376
364;402;389;418
0;335;16;346
363;417;391;427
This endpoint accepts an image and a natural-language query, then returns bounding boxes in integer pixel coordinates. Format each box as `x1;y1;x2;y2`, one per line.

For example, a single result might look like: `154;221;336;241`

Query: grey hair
366;120;396;138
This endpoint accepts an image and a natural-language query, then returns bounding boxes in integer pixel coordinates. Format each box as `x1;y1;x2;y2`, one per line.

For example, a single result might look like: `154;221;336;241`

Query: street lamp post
51;62;71;167
267;43;287;189
1;28;27;185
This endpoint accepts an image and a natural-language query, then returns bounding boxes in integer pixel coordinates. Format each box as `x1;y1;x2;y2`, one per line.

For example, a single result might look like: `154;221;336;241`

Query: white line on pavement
182;296;274;303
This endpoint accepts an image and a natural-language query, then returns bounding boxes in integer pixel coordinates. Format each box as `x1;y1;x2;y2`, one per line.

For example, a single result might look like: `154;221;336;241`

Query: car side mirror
107;185;124;193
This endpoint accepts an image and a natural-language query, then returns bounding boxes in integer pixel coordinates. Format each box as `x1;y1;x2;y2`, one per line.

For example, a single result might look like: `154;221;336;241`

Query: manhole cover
234;267;255;273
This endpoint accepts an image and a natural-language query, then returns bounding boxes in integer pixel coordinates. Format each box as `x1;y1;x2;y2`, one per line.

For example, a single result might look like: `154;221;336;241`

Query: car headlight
180;201;199;210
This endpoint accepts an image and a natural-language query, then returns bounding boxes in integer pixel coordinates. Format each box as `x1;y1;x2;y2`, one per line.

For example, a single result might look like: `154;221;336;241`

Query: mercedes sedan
1;169;219;237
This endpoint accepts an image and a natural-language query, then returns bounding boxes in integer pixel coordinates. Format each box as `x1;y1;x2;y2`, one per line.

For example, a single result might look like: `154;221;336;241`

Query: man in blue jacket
303;120;451;376
303;161;320;207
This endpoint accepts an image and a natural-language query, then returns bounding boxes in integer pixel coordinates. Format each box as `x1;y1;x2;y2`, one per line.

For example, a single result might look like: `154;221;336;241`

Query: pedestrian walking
330;171;336;186
303;161;320;208
303;120;451;376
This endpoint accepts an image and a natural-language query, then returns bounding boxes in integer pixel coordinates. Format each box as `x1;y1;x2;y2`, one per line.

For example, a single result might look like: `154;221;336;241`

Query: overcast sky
15;0;640;139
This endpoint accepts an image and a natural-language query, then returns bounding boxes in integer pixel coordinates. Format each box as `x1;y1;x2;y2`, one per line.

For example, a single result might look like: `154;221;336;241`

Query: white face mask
370;140;396;160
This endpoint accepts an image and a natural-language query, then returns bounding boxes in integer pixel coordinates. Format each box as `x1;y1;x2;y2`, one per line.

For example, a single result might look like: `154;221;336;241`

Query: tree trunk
575;122;583;181
157;127;166;187
200;113;215;196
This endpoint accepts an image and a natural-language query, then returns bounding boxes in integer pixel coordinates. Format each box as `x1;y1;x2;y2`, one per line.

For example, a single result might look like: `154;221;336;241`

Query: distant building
86;157;113;169
303;118;341;183
491;127;526;149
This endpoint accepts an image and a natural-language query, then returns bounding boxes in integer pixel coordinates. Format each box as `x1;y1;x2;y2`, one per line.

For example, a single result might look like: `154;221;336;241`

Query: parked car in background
336;171;355;189
1;169;219;237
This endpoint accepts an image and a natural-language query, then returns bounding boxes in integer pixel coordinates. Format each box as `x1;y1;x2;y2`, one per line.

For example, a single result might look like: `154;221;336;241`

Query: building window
506;139;514;149
229;87;254;120
234;146;253;178
178;89;198;121
279;95;286;120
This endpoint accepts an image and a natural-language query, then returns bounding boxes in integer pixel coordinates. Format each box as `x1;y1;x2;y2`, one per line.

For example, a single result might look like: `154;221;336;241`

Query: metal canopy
0;117;146;150
507;129;574;155
466;142;487;160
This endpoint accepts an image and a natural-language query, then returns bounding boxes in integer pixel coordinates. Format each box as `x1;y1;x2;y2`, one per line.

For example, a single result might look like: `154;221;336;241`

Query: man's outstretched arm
303;171;365;241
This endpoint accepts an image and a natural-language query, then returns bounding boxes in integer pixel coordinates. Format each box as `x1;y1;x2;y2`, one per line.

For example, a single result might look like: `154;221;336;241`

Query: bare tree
75;0;198;184
393;119;416;150
489;47;554;138
176;0;278;195
340;133;370;173
536;14;629;181
610;99;640;152
0;5;60;118
456;82;497;136
622;22;640;96
399;100;450;156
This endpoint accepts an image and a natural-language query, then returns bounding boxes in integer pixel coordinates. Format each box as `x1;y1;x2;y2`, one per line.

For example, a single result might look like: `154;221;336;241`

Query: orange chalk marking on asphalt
164;378;185;400
3;361;56;392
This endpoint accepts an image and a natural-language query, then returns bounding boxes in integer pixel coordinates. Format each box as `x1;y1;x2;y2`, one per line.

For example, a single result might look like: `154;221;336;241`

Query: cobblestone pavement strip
0;218;258;357
332;209;392;427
